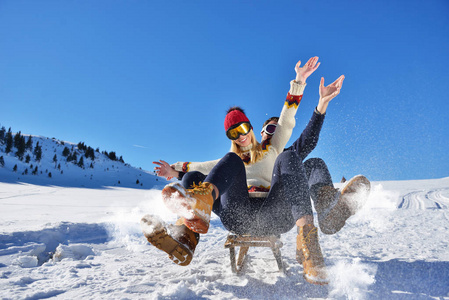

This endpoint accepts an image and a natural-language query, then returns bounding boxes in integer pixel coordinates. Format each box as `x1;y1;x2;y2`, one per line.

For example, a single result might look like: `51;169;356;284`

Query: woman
142;57;348;285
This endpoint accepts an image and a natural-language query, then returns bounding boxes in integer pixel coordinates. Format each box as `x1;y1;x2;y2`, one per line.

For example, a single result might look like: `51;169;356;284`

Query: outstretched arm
286;110;325;161
153;160;179;180
317;75;345;114
271;56;321;152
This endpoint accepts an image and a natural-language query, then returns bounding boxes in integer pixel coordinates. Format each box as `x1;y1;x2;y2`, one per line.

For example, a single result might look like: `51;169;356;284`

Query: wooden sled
224;233;284;274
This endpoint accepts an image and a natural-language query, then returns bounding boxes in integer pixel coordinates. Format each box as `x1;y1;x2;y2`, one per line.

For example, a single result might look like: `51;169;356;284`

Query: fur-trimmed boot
315;175;371;235
296;224;328;285
161;182;215;234
141;215;199;266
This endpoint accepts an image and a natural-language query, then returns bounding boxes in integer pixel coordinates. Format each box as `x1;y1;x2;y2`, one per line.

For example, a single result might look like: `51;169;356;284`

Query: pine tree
5;129;13;153
25;154;31;163
33;142;42;162
25;136;33;150
85;147;95;160
53;154;57;165
15;134;26;160
62;147;70;157
13;131;21;148
13;164;17;172
77;142;86;151
78;156;84;168
0;126;5;142
108;151;117;161
0;156;4;167
72;152;78;163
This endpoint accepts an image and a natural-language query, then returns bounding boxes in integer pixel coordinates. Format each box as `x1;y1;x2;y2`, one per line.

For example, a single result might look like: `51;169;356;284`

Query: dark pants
182;152;333;235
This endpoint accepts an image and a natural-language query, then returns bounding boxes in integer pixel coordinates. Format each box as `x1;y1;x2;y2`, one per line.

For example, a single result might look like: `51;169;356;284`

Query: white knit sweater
173;80;306;197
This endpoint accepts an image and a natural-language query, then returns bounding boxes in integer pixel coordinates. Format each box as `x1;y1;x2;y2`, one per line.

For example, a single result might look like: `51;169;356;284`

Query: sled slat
224;234;284;274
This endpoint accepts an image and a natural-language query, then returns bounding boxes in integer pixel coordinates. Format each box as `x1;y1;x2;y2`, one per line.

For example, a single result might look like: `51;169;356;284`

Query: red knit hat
224;108;251;132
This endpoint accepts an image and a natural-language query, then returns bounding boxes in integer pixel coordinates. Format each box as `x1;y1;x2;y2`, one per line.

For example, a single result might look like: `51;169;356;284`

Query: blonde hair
230;130;264;164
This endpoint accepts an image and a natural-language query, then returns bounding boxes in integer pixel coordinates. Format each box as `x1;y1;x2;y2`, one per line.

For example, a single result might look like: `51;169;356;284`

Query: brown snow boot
141;215;199;266
296;224;328;285
161;182;215;234
315;175;371;235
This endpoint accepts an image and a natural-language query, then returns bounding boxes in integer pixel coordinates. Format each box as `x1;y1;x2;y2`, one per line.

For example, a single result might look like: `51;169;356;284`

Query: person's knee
222;152;245;169
304;157;327;169
182;171;206;188
275;151;301;169
277;150;300;163
273;151;303;175
224;152;241;162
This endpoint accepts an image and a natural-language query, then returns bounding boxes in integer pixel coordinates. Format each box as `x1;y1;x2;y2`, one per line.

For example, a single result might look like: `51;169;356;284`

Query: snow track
398;188;449;209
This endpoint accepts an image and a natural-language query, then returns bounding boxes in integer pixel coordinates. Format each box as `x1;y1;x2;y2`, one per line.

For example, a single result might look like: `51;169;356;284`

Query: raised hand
295;56;320;84
317;75;345;114
153;160;178;180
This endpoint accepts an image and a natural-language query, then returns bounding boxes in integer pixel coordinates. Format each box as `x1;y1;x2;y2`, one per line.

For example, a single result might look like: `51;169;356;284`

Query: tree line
0;125;126;172
0;127;41;161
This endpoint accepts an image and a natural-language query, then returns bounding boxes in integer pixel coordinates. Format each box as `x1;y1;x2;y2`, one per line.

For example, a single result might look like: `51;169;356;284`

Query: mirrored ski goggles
226;122;252;140
261;123;277;136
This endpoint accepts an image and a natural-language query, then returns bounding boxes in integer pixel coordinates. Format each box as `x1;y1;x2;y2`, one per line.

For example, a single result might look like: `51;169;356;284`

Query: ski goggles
226;122;252;140
261;123;277;136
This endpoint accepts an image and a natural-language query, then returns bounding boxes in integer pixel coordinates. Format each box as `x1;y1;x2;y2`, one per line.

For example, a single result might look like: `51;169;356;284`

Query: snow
0;134;166;190
1;177;449;299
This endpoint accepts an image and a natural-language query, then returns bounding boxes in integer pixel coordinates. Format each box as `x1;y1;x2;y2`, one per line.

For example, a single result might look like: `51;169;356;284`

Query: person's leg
255;151;313;235
256;151;327;284
303;158;339;231
143;152;252;265
141;215;199;266
304;157;370;235
204;152;257;234
181;171;207;189
141;174;207;267
296;215;314;227
303;158;333;204
163;152;255;234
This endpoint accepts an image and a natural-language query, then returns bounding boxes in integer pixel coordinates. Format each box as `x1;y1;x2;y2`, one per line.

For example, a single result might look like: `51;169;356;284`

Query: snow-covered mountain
0;129;166;189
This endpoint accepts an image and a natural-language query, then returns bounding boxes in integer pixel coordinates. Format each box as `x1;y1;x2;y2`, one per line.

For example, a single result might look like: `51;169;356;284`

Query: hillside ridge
0;126;166;189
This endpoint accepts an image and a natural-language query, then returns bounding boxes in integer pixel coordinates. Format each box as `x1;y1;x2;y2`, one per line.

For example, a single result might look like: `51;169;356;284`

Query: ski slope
1;178;449;299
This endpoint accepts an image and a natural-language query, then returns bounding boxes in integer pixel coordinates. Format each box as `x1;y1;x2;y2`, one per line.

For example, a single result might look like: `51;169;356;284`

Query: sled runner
224;234;284;274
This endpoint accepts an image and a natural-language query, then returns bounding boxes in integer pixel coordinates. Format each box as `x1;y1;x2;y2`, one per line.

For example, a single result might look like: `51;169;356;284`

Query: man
259;77;370;284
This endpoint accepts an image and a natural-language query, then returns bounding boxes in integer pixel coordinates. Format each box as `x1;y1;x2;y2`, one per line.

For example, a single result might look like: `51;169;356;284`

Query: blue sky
1;0;448;181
